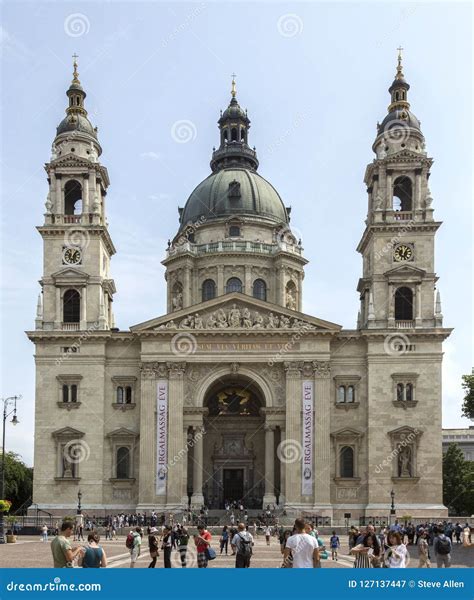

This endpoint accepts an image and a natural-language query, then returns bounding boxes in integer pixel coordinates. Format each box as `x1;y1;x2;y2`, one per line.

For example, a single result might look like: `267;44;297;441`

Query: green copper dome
179;167;289;228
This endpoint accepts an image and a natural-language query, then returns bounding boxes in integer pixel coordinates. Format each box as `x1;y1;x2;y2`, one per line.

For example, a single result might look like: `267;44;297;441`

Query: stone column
55;174;62;217
415;283;422;327
313;361;332;514
166;362;186;508
386;170;393;211
80;286;87;330
192;422;205;506
387;283;395;327
55;287;61;328
83;174;90;216
414;169;422;212
263;425;276;506
245;265;252;296
183;267;191;308
217;265;224;296
283;362;302;510
137;363;162;508
279;427;286;505
182;426;190;507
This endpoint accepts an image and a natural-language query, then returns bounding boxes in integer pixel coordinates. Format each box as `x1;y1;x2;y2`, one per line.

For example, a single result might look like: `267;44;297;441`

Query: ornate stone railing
166;240;303;258
395;320;414;328
392;211;413;221
62;323;80;331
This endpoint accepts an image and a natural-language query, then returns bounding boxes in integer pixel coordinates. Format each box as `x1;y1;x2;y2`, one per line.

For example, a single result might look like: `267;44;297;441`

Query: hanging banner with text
302;380;314;496
156;380;168;496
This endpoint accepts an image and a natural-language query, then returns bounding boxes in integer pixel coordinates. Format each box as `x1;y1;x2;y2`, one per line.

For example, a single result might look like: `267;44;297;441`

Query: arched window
406;383;413;402
397;383;405;402
395;287;413;320
202;279;216;302
229;225;240;237
70;385;77;403
337;386;346;403
285;280;297;310
240;128;246;142
117;387;124;404
253;279;267;301
393;176;412;212
231;127;237;142
226;277;242;294
223;129;228;142
62;385;69;403
340;446;354;478
116;447;130;479
64;180;83;215
63;289;80;323
347;386;354;403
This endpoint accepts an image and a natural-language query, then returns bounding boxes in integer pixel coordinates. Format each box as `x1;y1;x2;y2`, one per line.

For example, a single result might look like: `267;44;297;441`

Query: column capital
139;361;168;379
313;360;331;379
167;362;187;379
284;361;303;379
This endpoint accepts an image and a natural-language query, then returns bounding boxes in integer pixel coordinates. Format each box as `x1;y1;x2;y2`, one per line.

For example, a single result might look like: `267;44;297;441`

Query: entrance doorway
223;468;244;503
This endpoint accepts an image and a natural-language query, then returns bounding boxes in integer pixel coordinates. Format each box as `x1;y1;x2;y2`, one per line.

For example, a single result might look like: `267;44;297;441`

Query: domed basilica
28;53;451;520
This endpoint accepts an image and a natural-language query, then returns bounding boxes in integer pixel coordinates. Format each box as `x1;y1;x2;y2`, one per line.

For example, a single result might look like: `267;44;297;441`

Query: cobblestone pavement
0;535;472;568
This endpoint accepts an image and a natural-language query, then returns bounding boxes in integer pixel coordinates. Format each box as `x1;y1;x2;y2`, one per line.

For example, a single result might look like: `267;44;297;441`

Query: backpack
125;532;135;549
237;533;252;557
436;536;450;555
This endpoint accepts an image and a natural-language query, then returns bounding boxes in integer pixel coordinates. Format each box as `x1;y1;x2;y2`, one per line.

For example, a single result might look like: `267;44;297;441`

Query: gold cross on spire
72;53;80;83
231;72;237;98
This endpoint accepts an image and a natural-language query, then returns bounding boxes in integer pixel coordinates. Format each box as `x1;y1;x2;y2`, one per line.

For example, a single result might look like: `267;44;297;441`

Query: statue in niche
228;304;241;328
398;445;412;477
242;307;253;328
45;192;52;214
89;142;98;162
286;287;296;310
425;187;433;208
92;194;100;214
50;145;58;161
374;193;384;211
172;290;183;311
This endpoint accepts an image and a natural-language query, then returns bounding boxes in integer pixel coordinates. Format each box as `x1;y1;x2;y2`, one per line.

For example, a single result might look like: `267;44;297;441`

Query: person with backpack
433;525;452;568
329;530;340;561
127;527;142;568
177;525;190;567
231;522;254;568
80;532;107;568
161;526;173;568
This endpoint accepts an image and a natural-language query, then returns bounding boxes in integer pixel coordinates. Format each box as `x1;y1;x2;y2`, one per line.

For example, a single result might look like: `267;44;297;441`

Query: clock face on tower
393;244;413;262
63;247;82;265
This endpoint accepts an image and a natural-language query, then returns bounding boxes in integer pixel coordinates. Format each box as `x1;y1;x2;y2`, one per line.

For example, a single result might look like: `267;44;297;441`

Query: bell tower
36;57;116;331
357;49;443;330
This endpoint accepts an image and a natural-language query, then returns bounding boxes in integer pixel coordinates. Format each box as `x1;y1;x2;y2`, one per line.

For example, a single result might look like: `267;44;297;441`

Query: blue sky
1;1;472;466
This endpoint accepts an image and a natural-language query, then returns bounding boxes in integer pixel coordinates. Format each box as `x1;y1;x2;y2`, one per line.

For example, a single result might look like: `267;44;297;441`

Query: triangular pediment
131;292;341;333
52;154;92;168
51;426;84;439
330;427;364;440
106;427;139;439
384;264;426;280
51;267;89;283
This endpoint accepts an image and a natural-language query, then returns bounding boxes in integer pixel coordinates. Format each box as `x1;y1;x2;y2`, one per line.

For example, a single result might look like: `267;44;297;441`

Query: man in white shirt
284;518;320;568
231;523;254;568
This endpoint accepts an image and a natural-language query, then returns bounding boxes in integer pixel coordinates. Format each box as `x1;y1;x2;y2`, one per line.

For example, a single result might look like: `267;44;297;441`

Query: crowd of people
48;514;472;569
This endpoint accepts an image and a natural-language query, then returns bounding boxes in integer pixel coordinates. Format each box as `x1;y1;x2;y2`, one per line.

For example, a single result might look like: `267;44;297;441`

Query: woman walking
147;527;160;568
161;526;172;568
220;525;229;555
177;525;190;567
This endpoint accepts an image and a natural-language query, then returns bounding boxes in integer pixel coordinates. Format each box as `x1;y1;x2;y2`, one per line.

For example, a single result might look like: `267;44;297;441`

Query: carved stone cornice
139;362;168;379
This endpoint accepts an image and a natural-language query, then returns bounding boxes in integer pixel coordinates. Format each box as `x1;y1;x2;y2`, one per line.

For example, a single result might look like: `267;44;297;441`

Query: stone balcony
166;239;304;259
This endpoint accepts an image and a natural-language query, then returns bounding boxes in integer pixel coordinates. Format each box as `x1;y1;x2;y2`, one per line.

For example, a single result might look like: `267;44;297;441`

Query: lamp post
0;395;21;544
77;490;82;515
390;489;396;524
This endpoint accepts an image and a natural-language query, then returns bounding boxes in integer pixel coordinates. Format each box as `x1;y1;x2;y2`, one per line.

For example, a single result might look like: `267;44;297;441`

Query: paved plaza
1;534;472;569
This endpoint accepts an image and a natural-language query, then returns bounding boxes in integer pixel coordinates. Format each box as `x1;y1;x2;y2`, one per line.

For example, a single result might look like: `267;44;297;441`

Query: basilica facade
28;54;451;520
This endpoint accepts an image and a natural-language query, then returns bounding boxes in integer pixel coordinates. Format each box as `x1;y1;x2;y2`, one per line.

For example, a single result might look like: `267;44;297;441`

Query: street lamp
77;490;82;515
0;395;21;544
390;489;396;524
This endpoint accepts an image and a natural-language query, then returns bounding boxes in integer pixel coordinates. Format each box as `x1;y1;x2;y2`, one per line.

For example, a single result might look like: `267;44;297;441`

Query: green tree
461;372;474;420
1;452;33;514
442;443;474;515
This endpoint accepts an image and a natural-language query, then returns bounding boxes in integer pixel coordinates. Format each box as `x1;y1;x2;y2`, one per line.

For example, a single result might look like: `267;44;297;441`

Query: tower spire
396;46;404;80
72;53;80;85
231;72;237;98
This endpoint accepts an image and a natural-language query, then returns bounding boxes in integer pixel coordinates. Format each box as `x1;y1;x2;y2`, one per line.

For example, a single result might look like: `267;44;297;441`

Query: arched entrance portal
201;377;270;509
